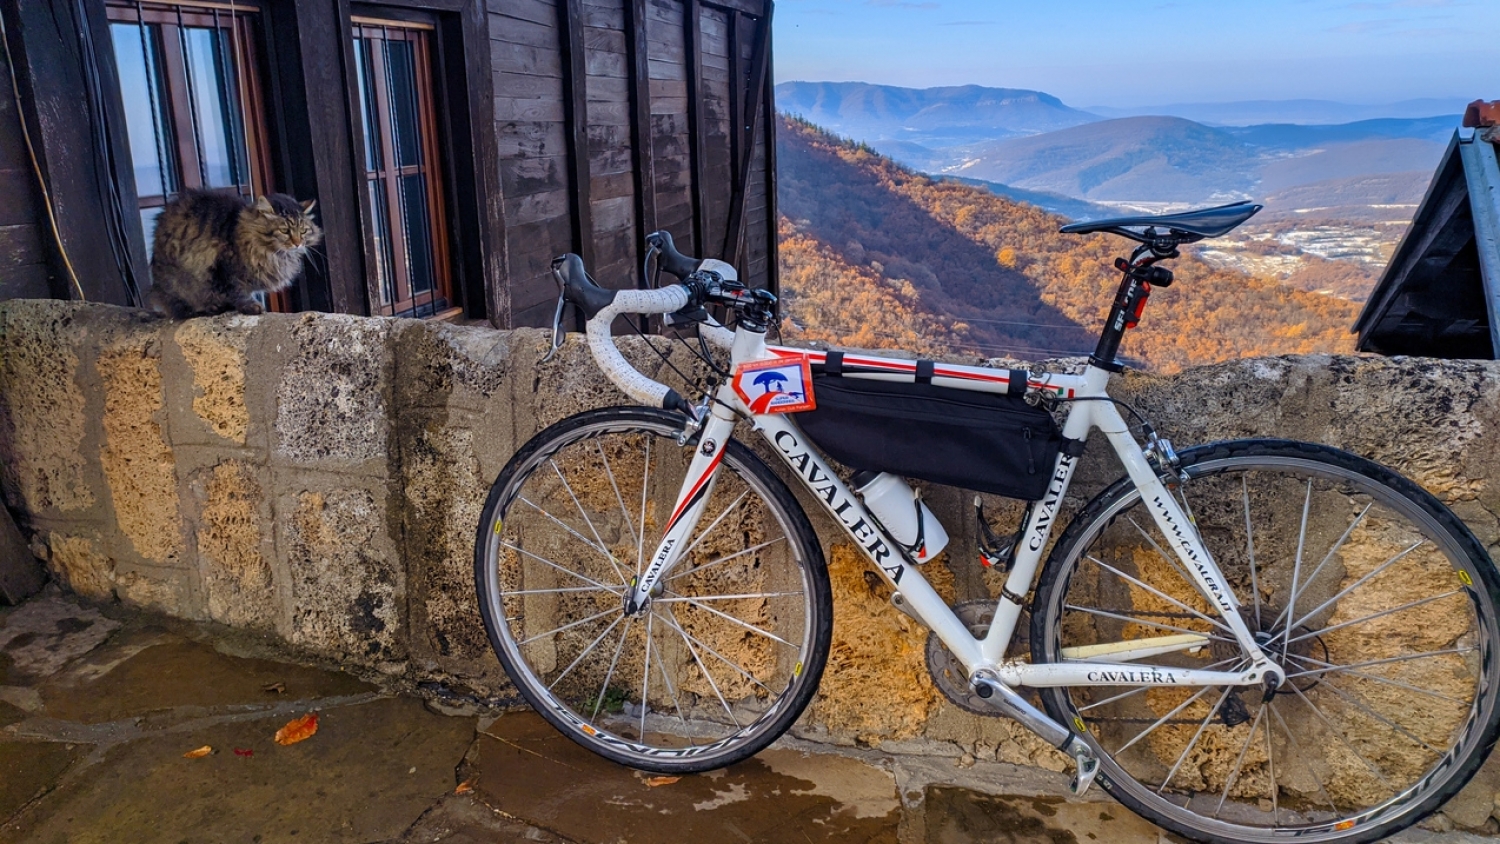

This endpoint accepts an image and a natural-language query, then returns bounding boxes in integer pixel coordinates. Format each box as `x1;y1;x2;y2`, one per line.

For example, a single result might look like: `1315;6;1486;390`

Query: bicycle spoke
501;541;622;594
1267;501;1373;637
1213;703;1266;816
1116;685;1215;756
551;458;628;585
1263;703;1279;824
1268;701;1341;816
653;632;692;736
674;490;750;565
596;440;638;566
1126;516;1205;606
1299;675;1441;757
1086;554;1233;635
519;605;621;647
1287;540;1424;636
1288;683;1398;789
640;611;654;739
548;614;626;691
636;436;651;577
1287;590;1462;646
1160;685;1234;794
1279;479;1313;655
670;595;797;648
517;497;622;577
1284;652;1470;705
658;607;773;694
1283;646;1475;680
1242;475;1262;629
590;616;634;721
661;607;742;728
507;585;623;597
1064;603;1237;644
667;538;786;582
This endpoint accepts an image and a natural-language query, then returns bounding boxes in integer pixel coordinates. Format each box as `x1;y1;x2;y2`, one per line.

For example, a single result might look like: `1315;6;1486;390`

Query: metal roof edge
1457;134;1500;357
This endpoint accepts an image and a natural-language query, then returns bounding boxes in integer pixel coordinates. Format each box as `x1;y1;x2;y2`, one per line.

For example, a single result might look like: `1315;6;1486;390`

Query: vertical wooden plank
684;0;704;254
725;10;740;243
719;4;767;268
625;0;656;283
456;0;505;323
558;0;594;269
761;12;777;298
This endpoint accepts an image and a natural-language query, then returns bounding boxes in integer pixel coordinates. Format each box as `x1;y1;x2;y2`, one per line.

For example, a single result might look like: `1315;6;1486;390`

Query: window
351;18;453;318
106;2;273;256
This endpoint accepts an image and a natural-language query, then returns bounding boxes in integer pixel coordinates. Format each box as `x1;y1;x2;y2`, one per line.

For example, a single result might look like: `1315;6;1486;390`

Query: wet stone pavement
2;591;1495;844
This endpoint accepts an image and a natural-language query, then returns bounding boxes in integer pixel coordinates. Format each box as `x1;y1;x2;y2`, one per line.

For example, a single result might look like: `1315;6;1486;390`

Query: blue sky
773;0;1498;107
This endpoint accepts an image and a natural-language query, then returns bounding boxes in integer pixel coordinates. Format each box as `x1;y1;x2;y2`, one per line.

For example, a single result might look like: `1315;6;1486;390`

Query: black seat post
1090;245;1154;371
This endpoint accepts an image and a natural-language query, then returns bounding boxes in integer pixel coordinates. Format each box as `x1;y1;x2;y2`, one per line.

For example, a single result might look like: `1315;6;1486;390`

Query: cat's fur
147;189;321;318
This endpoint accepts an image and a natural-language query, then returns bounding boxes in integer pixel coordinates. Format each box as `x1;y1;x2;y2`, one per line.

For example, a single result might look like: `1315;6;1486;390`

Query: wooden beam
761;16;778;298
454;0;507;324
684;0;705;254
626;0;656;286
718;5;768;266
558;0;593;270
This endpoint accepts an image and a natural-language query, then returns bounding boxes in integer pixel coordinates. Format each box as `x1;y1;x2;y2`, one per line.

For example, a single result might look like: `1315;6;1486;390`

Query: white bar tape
585;286;692;407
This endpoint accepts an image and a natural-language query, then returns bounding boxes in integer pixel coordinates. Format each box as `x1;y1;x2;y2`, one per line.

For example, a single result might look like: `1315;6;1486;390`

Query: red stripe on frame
665;449;725;531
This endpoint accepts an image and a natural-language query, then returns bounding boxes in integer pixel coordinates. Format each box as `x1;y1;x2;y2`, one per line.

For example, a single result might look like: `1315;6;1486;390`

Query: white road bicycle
475;201;1500;844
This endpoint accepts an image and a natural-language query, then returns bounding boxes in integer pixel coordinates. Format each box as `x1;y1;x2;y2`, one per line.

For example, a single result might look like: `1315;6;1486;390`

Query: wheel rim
481;417;821;766
1041;452;1498;842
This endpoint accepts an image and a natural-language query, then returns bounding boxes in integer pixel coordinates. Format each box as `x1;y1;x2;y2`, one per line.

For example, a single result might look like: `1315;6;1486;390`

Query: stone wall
4;300;1500;828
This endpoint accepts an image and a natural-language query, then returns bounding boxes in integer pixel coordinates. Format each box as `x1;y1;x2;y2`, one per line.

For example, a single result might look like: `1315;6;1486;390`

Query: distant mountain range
776;82;1459;213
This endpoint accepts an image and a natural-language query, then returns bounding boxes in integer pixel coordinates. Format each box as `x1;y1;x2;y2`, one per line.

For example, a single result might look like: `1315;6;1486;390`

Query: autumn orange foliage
775;116;1360;372
274;712;319;746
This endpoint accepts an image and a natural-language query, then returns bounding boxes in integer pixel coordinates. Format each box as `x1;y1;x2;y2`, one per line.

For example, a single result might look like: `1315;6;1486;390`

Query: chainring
925;600;1020;716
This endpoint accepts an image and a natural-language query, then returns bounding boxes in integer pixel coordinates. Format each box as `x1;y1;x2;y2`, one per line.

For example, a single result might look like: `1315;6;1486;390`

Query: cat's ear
300;198;317;215
253;195;274;214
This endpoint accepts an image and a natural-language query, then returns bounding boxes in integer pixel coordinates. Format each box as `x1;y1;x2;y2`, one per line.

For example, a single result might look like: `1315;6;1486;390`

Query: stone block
274;313;392;467
188;460;277;632
98;333;184;567
173;317;255;445
0;301;95;514
0;504;44;604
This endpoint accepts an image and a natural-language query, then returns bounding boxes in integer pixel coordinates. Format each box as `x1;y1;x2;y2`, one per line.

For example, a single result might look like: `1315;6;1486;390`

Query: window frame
349;15;456;319
105;0;288;310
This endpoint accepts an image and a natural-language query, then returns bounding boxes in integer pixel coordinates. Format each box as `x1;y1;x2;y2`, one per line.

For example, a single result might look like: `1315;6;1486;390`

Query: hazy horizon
773;1;1495;109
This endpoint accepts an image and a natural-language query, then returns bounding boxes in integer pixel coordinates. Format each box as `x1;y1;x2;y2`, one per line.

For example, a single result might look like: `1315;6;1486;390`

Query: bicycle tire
1030;439;1500;844
475;406;832;772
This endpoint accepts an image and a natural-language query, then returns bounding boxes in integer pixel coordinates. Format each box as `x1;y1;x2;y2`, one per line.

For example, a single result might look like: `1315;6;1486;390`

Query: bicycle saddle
1059;200;1262;243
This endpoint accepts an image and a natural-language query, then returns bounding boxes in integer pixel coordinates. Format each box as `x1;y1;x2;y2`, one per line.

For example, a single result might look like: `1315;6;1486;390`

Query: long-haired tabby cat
147;189;321;318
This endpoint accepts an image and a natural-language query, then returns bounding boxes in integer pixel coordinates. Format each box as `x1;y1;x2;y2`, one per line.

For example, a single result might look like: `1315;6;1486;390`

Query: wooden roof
1354;132;1500;359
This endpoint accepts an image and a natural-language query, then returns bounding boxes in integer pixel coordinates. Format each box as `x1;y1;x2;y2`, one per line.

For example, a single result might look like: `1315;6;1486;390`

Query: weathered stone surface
98;335;183;565
0;302;93;513
45;533;113;601
274;313;391;465
7;300;1500;820
175;318;252;444
193;460;274;631
284;488;402;661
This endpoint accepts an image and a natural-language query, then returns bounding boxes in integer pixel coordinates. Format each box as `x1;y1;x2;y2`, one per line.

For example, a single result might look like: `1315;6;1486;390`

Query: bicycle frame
625;323;1284;698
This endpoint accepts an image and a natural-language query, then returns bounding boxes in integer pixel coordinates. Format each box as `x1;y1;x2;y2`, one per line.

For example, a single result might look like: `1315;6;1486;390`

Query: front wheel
475;407;832;772
1030;439;1500;844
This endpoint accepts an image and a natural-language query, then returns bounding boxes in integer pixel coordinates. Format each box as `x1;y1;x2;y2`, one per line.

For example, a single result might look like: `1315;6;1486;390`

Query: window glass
182;26;244;188
386;39;421;168
110;22;176;198
400;173;432;295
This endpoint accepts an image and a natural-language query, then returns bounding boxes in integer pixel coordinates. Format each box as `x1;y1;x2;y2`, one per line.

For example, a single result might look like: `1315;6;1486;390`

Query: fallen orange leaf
454;778;475;794
644;776;680;787
233;748;254;757
183;746;213;759
274;712;319;746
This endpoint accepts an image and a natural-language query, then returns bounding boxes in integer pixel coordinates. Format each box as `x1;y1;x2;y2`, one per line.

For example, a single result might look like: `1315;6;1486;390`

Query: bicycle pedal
1070;751;1100;796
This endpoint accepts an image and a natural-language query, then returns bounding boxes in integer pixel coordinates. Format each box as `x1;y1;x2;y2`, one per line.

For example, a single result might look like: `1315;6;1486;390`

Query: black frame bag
794;362;1063;501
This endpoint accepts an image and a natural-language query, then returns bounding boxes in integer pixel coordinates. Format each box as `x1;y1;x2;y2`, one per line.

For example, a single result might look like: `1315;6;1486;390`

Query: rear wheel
1031;439;1500;844
475;407;832;772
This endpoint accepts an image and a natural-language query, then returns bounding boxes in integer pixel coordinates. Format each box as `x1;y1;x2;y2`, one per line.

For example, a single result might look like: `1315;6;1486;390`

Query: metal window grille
352;18;452;319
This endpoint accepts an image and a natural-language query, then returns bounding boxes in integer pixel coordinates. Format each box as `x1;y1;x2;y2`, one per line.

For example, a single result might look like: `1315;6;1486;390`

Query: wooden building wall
0;38;55;300
0;0;776;328
490;0;775;328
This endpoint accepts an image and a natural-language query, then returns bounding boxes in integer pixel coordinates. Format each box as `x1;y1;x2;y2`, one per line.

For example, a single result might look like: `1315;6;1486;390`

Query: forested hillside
775;116;1360;372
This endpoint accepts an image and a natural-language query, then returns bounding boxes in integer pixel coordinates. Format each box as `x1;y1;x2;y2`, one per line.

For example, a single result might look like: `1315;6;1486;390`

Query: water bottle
854;471;950;564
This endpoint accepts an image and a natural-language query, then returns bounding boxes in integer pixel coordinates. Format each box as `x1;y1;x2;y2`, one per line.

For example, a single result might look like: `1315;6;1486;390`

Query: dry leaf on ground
644;776;680;787
233;748;254;757
274;712;319;746
183;746;213;759
455;778;475;794
262;682;286;694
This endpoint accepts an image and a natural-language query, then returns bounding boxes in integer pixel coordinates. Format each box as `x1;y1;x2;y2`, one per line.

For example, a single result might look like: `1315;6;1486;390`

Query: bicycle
474;200;1500;844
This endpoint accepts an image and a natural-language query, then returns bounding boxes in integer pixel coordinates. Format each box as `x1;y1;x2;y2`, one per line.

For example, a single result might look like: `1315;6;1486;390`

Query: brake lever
540;281;567;364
